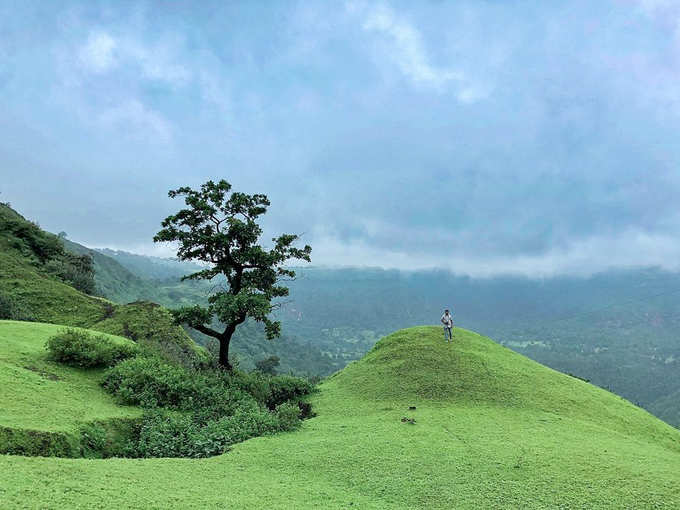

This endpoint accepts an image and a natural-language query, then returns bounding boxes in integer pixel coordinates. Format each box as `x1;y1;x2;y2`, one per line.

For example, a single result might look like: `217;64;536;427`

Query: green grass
1;326;679;508
0;321;141;456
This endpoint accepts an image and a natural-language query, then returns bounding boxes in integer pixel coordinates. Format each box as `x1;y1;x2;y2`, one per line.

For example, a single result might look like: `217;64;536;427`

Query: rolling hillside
0;321;141;457
1;326;678;508
0;203;205;365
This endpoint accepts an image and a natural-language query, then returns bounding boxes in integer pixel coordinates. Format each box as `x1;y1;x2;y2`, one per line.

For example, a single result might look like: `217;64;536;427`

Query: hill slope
0;321;141;456
0;204;205;365
62;239;153;303
1;326;678;508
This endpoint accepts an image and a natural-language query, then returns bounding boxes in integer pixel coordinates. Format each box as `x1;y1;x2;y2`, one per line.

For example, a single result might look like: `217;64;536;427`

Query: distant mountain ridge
95;248;203;281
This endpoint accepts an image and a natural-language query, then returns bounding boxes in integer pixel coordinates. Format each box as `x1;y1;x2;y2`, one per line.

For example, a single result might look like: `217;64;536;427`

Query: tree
255;355;280;375
154;180;311;370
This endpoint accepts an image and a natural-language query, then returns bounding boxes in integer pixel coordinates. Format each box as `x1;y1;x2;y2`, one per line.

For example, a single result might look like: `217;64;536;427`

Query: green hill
62;239;154;304
0;321;141;457
2;326;678;508
0;203;206;370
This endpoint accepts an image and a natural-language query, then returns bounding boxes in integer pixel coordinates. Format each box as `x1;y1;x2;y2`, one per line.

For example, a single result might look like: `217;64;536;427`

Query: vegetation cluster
0;204;96;296
45;328;315;459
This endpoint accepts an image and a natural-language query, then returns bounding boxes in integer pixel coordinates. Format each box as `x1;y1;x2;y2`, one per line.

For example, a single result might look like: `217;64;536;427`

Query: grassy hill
62;239;154;304
2;326;678;508
0;203;208;372
0;321;141;457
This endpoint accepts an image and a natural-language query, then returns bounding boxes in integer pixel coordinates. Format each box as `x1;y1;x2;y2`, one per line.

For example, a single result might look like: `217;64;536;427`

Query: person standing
441;309;454;342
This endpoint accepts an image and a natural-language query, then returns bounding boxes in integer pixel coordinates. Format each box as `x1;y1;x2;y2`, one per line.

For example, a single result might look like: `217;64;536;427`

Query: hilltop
1;326;678;508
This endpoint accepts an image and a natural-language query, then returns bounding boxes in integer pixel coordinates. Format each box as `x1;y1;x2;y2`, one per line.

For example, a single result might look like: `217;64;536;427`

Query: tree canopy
154;179;311;369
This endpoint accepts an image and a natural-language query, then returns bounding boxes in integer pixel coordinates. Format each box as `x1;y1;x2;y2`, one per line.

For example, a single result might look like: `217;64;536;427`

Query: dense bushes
99;355;313;458
44;252;96;295
0;292;34;321
46;329;139;368
132;406;296;458
43;325;316;458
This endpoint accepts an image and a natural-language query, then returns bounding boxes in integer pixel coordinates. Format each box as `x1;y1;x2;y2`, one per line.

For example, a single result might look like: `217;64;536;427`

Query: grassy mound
0;321;141;456
1;326;679;508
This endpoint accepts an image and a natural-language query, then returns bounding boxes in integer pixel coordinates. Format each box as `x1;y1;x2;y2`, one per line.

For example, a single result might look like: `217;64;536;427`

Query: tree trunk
218;322;239;370
218;336;232;370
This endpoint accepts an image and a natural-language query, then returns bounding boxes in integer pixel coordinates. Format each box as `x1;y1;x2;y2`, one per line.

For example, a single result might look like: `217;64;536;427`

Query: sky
1;0;680;277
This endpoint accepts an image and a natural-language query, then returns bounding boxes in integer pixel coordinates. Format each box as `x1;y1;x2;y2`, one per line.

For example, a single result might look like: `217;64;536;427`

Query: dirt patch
24;365;61;381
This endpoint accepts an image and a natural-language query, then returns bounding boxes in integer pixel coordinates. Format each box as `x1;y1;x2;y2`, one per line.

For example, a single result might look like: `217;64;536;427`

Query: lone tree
154;180;311;370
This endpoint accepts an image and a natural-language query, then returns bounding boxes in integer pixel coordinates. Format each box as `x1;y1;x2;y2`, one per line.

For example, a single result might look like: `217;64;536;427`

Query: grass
0;321;141;456
0;248;107;327
1;325;679;508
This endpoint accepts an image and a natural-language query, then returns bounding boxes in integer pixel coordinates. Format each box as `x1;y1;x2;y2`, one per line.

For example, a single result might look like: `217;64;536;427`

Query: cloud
98;100;172;142
79;31;117;73
77;30;190;86
3;1;680;278
311;229;680;278
347;1;487;101
121;37;191;86
359;3;461;88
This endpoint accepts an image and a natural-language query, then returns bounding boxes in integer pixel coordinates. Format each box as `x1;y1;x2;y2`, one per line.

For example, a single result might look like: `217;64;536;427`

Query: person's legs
443;326;448;341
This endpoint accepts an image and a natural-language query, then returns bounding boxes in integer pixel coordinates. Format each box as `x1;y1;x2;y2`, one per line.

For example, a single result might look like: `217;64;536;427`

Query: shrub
128;406;283;459
266;375;316;410
103;356;257;417
100;355;315;459
46;329;139;368
0;292;34;321
102;356;194;408
218;370;316;410
275;402;303;431
255;355;280;375
134;410;198;458
78;419;140;459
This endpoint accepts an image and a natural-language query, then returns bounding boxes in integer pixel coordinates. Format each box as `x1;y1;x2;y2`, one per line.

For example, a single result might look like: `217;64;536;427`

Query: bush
219;370;316;410
46;329;139;368
266;375;316;410
102;356;195;408
0;292;34;321
78;419;140;459
129;406;283;459
44;253;96;295
99;355;316;459
275;402;303;431
103;356;256;418
134;410;198;458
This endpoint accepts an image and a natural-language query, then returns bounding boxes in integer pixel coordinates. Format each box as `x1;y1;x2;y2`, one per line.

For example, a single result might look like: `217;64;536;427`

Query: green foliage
102;356;214;410
0;321;143;457
62;239;152;302
254;355;280;375
154;179;311;368
46;328;139;368
0;291;34;321
0;425;80;457
273;401;302;431
265;375;316;410
132;407;285;459
0;204;96;295
95;301;209;369
78;419;140;459
101;353;314;458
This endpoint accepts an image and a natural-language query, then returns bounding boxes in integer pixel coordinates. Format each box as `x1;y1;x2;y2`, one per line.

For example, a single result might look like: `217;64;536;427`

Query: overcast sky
1;0;680;277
